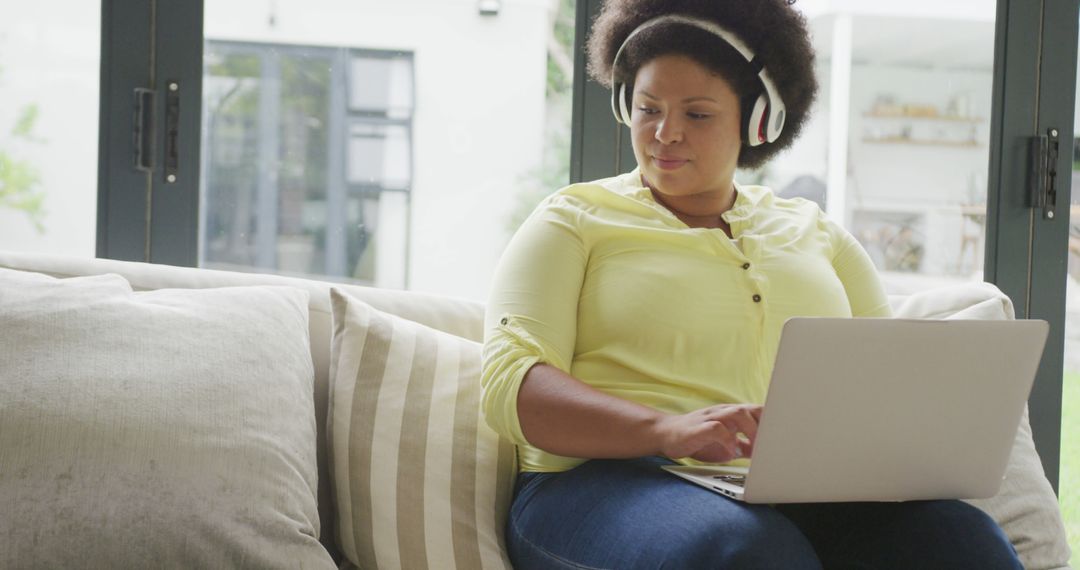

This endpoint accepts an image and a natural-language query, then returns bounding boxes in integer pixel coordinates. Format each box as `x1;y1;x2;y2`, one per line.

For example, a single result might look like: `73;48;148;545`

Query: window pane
201;0;575;299
0;3;99;257
762;2;996;295
349;55;413;118
347;122;410;190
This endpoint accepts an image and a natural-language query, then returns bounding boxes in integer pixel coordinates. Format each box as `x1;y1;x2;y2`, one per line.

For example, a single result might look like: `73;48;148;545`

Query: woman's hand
652;404;763;464
514;364;763;462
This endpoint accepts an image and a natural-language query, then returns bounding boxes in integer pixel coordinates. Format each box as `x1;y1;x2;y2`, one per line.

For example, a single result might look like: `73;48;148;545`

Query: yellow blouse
481;169;892;472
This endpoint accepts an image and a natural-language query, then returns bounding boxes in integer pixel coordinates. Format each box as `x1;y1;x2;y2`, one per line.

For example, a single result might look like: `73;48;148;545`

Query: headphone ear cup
746;93;769;147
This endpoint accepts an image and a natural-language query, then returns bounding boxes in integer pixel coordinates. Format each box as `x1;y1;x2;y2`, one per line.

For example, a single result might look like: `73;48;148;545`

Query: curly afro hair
586;0;817;170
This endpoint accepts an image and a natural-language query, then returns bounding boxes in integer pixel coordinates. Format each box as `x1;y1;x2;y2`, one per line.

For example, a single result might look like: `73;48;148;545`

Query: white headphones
609;14;787;146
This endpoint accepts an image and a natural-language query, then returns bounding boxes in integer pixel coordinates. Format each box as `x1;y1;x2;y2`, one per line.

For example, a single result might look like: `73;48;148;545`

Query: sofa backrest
0;251;485;562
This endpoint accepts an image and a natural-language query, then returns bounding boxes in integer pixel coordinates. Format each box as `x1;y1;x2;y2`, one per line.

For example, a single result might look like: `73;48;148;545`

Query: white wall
847;65;992;206
206;0;552;301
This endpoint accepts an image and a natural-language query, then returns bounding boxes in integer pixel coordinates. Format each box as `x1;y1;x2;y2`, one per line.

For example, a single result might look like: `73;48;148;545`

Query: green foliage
1059;371;1080;567
208;52;261;79
13;105;41;140
552;0;576;53
509;0;577;235
546;0;576;97
509;101;573;232
0;97;46;232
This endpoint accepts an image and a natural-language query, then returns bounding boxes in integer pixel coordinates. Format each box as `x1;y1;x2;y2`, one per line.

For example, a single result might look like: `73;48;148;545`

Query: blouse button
742;262;751;270
752;294;762;303
500;317;509;325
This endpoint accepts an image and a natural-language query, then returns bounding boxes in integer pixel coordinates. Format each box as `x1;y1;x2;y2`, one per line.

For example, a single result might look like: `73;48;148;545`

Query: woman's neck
645;179;737;232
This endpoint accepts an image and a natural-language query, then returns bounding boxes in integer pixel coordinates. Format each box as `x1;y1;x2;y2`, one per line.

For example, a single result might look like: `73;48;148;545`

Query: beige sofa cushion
0;250;485;562
328;288;515;570
0;268;335;569
892;282;1071;570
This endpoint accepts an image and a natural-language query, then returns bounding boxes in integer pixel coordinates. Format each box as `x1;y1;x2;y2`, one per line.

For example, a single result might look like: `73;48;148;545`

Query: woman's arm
830;221;893;317
518;363;761;463
483;194;759;464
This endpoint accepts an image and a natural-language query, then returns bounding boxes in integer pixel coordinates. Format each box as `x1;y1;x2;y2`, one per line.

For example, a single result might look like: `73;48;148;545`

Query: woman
481;0;1022;567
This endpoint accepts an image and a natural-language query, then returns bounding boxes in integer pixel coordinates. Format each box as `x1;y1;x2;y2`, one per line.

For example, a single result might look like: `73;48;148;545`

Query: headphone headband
609;14;786;146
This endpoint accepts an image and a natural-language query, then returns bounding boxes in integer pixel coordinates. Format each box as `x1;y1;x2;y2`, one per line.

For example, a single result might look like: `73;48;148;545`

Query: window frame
98;0;203;266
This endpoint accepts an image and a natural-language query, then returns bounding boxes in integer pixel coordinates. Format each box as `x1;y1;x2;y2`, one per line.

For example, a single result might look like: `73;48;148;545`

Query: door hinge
133;87;156;173
1029;128;1059;220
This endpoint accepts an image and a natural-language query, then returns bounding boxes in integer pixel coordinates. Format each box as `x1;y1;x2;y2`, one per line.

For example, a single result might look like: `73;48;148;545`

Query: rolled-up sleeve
481;197;588;446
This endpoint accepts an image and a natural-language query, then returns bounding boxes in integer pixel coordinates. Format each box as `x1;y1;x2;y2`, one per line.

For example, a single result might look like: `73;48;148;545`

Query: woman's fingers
703;405;759;443
658;404;763;462
737;437;754;458
690;442;739;463
721;410;759;443
681;420;745;462
702;406;761;459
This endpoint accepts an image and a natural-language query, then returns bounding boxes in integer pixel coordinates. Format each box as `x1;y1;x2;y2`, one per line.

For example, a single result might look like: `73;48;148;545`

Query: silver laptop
663;317;1048;504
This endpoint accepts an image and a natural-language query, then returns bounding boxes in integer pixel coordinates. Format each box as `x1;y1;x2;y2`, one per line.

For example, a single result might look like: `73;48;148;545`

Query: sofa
0;250;1071;569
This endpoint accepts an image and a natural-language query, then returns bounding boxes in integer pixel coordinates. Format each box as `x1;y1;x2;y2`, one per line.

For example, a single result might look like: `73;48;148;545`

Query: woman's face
630;54;742;200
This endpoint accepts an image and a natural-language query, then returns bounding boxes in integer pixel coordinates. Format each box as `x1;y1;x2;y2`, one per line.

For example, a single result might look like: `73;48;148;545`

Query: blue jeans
507;456;1022;569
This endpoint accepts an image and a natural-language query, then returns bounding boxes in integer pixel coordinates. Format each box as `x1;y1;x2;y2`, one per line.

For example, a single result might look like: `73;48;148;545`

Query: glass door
765;3;999;295
580;0;1003;295
1059;10;1080;561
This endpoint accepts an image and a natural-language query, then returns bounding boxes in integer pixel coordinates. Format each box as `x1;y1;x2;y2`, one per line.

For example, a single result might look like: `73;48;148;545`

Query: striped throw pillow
328;288;516;570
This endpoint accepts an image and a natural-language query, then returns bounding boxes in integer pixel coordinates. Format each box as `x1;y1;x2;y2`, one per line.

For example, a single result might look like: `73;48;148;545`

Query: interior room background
4;0;1080;563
